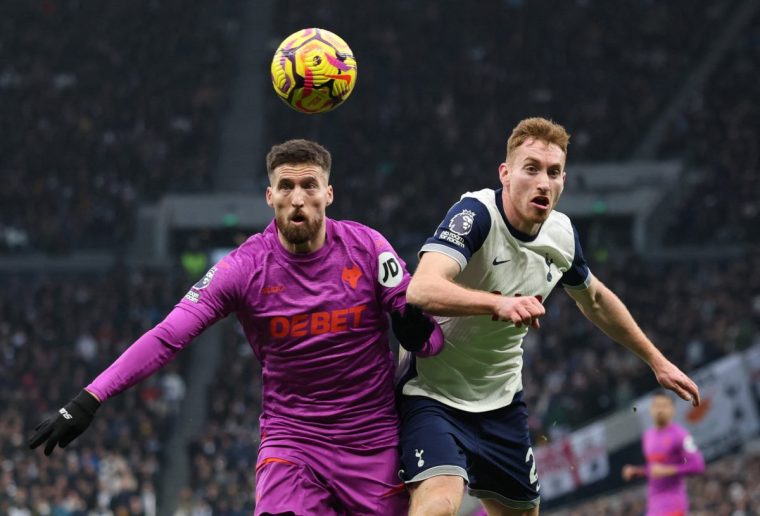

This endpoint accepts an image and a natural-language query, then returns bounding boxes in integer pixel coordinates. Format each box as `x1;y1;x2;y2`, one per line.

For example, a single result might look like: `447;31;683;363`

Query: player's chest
644;435;679;462
246;259;380;322
467;242;565;298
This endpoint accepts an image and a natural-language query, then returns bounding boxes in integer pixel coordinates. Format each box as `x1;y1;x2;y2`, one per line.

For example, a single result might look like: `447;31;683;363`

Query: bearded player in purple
622;391;705;516
29;139;444;515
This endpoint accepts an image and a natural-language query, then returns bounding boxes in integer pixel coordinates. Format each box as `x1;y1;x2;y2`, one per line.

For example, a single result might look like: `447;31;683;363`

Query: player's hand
651;357;701;407
492;295;545;328
621;464;644;481
29;390;100;456
391;303;435;353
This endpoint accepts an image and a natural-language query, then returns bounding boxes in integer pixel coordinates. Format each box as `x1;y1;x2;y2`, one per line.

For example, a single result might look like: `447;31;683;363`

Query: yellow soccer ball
271;28;357;114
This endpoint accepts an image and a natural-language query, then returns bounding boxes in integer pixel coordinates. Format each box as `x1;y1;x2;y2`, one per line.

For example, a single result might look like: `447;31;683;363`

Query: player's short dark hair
266;139;332;178
506;117;570;161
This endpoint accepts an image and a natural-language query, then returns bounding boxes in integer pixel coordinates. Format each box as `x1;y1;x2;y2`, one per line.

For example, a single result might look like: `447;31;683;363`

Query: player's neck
655;421;671;430
501;190;542;236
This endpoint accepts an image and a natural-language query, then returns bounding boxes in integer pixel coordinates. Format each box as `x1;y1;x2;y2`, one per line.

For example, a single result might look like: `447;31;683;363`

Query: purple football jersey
643;423;705;515
88;218;442;449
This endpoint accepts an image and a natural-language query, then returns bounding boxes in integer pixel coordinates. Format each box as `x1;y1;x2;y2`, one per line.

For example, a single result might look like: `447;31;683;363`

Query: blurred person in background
622;390;705;516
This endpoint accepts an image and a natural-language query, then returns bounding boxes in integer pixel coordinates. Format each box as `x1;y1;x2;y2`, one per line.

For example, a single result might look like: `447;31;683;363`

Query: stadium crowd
0;0;235;254
659;10;760;246
177;325;261;515
266;0;742;253
1;269;187;515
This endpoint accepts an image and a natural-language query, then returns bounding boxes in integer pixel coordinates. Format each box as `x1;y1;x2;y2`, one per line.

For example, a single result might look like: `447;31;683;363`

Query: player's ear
265;186;274;208
326;185;334;207
498;162;510;186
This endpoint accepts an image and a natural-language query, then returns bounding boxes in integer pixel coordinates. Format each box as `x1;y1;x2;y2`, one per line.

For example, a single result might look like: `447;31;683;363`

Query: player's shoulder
333;218;381;241
224;225;276;267
669;422;689;436
538;209;576;249
331;218;392;254
461;188;498;208
544;209;574;236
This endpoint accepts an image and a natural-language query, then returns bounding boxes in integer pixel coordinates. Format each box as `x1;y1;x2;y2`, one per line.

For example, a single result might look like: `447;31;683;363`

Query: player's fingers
29;420;54;449
528;298;546;315
668;379;694;405
531;317;541;329
43;428;62;456
515;307;533;325
681;378;700;406
59;430;78;448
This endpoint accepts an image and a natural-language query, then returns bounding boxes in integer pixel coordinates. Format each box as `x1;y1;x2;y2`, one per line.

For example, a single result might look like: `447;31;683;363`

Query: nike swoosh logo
492;258;511;265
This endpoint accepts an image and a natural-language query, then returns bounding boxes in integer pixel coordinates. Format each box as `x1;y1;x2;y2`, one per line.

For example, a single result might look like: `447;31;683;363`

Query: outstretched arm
29;305;211;456
407;252;545;327
566;276;700;406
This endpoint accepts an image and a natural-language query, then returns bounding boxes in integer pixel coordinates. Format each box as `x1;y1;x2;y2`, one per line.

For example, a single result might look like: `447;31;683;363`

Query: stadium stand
181;325;260;515
658;10;760;245
1;269;187;515
266;0;741;252
0;0;234;253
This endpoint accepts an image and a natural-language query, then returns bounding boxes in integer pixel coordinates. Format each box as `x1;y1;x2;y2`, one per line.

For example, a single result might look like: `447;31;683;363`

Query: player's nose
291;190;305;207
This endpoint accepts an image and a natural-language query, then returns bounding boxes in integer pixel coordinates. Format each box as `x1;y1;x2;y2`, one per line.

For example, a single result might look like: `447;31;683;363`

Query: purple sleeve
369;229;444;357
676;432;705;475
86;305;207;401
87;251;248;401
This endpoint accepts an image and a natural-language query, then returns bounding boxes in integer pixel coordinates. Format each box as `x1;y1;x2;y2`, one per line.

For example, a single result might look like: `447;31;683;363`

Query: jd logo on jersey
378;252;403;287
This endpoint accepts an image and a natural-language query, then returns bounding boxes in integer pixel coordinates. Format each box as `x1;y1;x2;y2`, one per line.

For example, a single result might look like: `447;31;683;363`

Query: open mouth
531;196;550;210
290;213;306;223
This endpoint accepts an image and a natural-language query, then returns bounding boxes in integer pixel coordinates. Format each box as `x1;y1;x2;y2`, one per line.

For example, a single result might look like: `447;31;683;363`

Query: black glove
29;390;100;456
391;303;435;353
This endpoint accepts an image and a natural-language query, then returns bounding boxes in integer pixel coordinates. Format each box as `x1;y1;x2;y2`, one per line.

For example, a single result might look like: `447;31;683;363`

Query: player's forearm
407;273;500;316
677;453;705;475
86;306;206;401
577;283;664;367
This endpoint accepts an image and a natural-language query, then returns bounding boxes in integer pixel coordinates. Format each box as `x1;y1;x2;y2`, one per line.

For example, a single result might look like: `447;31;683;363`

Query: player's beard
277;211;323;246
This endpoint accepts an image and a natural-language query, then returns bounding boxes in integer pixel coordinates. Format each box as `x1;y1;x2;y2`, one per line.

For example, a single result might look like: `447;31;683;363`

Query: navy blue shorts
398;392;540;510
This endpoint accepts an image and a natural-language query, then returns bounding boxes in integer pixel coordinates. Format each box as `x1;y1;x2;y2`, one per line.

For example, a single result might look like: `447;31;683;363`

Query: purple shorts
254;436;408;515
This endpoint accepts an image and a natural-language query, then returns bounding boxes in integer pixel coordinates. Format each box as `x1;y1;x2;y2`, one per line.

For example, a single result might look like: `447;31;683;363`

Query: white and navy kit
398;188;591;509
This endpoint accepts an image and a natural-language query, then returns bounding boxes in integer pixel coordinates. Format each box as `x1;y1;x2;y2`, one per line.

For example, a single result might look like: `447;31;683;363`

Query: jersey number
525;447;539;485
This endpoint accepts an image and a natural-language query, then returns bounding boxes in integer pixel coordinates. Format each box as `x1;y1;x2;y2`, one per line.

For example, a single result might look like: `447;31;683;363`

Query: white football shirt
399;188;592;412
